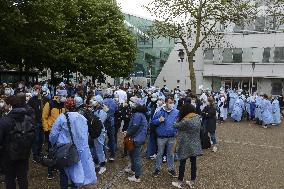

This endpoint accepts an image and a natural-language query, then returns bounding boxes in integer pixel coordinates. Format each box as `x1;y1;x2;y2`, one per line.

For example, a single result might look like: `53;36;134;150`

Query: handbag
41;113;79;169
124;136;135;152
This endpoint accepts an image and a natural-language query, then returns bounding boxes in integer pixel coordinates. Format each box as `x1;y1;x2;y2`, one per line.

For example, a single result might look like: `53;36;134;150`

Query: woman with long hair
172;104;203;188
202;97;218;152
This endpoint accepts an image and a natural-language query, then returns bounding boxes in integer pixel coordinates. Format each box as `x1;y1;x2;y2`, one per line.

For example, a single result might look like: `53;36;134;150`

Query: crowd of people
0;80;282;189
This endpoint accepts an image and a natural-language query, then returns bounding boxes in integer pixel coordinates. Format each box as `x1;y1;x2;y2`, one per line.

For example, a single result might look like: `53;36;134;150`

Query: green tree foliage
145;0;256;93
0;0;136;78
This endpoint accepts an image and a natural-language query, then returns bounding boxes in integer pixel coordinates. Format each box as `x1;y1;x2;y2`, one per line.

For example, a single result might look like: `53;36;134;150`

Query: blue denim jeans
209;131;217;145
129;146;142;178
93;129;106;164
156;137;175;171
32;123;44;157
105;116;116;158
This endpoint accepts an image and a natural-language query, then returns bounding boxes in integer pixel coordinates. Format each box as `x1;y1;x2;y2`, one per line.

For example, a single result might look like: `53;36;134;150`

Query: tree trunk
51;68;55;82
187;54;197;94
66;70;70;82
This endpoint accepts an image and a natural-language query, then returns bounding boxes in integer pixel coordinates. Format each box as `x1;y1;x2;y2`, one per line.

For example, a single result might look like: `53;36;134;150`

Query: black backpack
8;115;36;160
84;110;103;139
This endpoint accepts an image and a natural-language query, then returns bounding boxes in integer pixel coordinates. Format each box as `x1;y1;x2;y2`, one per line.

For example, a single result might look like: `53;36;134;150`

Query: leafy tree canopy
0;0;137;78
145;0;257;93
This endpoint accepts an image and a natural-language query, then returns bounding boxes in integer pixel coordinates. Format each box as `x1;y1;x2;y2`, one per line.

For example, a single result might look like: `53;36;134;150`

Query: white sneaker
127;175;141;183
172;181;183;188
98;167;107;175
163;156;167;162
150;154;157;160
124;167;135;175
109;157;115;162
212;146;217;152
186;181;195;188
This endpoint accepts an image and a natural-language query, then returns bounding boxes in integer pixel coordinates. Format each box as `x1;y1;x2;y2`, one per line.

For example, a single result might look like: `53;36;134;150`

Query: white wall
155;32;284;94
154;43;205;93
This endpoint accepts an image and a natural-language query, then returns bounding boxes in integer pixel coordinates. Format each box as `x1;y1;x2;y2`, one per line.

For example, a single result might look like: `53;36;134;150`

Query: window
222;49;233;63
274;47;284;63
271;82;283;95
204;49;214;61
242;48;253;63
255;17;265;32
262;47;271;63
232;48;243;63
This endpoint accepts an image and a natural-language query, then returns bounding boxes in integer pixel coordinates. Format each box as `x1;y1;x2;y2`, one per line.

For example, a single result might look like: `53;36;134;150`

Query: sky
116;0;154;20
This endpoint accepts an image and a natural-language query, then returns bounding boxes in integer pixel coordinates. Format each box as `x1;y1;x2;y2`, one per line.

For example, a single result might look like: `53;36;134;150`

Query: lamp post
251;46;258;94
178;49;185;62
251;62;256;94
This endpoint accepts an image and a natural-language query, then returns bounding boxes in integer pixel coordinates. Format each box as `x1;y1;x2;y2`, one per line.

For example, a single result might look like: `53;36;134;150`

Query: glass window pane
233;48;242;63
242;48;253;63
274;47;284;63
213;49;222;63
255;16;265;32
262;47;271;63
222;48;233;63
204;49;214;60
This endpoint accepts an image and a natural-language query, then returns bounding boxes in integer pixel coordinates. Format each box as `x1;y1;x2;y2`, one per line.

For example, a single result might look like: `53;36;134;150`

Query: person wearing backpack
0;96;36;189
90;95;108;175
42;90;66;179
49;98;97;189
74;96;103;148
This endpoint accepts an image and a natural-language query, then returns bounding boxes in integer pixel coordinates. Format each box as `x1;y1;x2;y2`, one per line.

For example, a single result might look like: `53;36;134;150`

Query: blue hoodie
151;107;179;137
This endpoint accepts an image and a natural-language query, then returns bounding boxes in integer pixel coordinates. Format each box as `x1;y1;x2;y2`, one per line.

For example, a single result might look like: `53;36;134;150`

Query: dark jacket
174;113;203;160
202;105;217;133
28;95;48;123
0;108;28;161
127;105;148;146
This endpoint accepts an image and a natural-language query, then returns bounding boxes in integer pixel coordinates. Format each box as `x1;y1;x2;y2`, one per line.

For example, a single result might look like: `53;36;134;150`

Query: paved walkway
23;120;284;189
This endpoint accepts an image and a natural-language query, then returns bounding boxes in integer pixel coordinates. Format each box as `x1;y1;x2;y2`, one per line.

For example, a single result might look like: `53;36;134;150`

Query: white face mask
26;96;31;102
92;101;98;107
129;101;136;108
114;98;119;102
151;98;157;102
0;102;5;108
157;100;163;107
4;89;11;96
42;91;48;96
60;97;67;103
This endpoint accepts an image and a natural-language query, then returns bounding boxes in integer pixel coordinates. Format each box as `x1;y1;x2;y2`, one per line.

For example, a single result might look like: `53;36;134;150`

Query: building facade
123;13;175;86
154;32;284;95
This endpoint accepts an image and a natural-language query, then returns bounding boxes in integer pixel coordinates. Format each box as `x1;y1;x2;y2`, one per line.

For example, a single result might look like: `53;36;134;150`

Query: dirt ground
1;119;283;189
